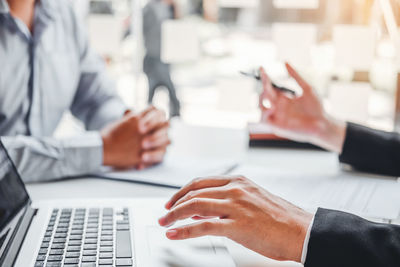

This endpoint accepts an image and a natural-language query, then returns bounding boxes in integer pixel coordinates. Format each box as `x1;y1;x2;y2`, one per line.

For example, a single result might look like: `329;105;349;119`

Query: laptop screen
0;141;29;233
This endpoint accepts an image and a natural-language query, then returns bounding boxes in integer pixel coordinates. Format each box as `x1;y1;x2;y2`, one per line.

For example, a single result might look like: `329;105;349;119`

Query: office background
58;0;400;137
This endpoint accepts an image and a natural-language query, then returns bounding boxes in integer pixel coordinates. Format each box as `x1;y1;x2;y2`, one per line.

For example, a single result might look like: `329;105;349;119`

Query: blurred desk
26;120;340;267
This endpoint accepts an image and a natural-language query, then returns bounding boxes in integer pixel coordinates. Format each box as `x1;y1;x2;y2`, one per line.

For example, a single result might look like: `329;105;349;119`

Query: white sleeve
301;215;315;264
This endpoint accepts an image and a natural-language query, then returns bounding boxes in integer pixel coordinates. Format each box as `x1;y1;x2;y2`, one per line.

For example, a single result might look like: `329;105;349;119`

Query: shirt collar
0;0;10;14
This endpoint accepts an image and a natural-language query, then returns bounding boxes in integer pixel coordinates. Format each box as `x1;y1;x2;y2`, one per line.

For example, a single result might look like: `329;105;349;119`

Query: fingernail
158;216;167;226
142;154;150;162
166;229;178;239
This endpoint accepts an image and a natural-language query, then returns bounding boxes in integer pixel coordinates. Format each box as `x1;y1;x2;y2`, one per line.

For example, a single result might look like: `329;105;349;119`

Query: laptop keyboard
34;208;133;267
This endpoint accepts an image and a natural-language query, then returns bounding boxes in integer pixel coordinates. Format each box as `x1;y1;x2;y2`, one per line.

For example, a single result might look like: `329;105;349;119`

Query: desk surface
26;121;339;267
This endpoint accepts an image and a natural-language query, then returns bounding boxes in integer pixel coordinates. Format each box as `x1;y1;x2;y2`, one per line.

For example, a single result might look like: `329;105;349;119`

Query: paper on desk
232;164;400;220
95;156;238;188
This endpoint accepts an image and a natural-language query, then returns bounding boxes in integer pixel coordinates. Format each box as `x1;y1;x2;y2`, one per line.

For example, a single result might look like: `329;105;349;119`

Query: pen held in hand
240;71;297;96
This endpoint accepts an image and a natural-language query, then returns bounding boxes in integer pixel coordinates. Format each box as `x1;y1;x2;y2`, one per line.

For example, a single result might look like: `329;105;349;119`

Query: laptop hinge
1;206;37;267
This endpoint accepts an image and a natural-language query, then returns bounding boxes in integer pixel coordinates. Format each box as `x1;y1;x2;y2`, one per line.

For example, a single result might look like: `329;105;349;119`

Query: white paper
95;156;238;188
272;23;317;66
161;20;200;63
273;0;319;9
231;164;400;219
333;25;376;70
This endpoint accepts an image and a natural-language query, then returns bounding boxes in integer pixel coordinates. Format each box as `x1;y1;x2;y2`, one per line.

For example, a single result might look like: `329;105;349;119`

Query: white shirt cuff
301;215;315;265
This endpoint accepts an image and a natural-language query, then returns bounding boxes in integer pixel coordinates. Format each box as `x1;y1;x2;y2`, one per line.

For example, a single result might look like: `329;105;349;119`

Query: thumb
285;62;312;96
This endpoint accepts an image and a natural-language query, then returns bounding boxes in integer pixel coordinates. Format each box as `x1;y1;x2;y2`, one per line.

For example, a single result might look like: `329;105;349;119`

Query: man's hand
101;107;170;169
260;63;346;153
159;176;313;263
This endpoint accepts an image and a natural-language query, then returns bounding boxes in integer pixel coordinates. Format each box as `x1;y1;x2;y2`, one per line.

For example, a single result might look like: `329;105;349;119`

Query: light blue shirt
0;0;127;182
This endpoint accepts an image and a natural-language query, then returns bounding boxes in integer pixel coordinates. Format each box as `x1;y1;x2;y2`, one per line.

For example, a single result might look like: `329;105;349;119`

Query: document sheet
232;164;400;219
95;156;238;188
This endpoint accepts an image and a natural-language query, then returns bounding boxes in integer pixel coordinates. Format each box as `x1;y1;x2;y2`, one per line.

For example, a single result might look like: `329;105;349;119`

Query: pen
240;71;297;96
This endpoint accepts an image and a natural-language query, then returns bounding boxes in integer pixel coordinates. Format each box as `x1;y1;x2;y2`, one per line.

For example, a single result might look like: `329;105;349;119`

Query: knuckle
186;191;196;200
228;186;245;197
201;221;214;232
181;227;191;238
234;175;248;183
188;198;201;209
191;177;203;187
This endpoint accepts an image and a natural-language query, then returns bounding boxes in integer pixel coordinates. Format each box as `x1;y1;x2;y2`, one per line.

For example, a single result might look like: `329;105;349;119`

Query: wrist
290;211;314;263
312;115;346;154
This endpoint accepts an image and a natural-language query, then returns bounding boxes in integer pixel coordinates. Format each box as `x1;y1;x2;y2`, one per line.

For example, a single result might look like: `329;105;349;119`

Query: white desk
26;121;339;267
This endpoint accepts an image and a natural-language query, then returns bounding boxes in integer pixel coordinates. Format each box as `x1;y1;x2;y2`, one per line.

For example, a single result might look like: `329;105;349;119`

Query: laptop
0;140;235;267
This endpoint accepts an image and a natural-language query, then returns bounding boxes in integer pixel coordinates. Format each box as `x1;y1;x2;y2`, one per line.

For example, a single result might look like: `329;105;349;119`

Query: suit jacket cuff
339;122;400;177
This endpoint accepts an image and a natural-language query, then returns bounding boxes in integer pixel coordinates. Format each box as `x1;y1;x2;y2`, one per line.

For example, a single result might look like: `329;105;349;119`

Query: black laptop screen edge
0;139;31;259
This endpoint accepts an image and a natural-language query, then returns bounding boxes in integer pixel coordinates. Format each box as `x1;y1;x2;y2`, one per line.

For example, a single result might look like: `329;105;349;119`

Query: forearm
305;208;400;267
1;133;103;183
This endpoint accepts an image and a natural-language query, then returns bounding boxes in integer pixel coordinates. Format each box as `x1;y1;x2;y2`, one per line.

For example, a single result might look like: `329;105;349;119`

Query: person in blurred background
158;63;400;267
0;0;170;183
143;0;181;117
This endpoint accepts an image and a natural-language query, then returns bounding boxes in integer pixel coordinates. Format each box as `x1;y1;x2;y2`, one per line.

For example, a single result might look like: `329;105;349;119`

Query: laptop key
36;255;46;261
47;255;63;261
69;235;83;240
65;251;80;258
67;246;81;252
34;261;44;267
41;242;50;249
99;259;113;265
49;249;64;255
71;230;83;235
82;256;97;262
54;233;67;238
68;240;82;246
99;252;113;259
116;258;133;266
116;230;132;258
83;250;97;256
64;258;80;264
45;262;62;267
53;238;66;243
85;233;97;238
99;247;113;252
81;263;96;267
101;231;113;236
100;241;113;247
83;244;97;250
51;243;65;249
44;231;53;237
38;248;48;255
101;236;113;241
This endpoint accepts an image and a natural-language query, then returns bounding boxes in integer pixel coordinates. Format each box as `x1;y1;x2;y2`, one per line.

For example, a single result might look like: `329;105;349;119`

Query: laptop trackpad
146;226;236;267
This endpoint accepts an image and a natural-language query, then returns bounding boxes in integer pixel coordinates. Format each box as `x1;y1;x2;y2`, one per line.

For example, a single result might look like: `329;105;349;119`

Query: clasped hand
101;106;170;170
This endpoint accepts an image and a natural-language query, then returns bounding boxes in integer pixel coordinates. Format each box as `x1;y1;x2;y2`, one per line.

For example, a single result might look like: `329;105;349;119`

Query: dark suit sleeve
305;208;400;267
339;122;400;177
